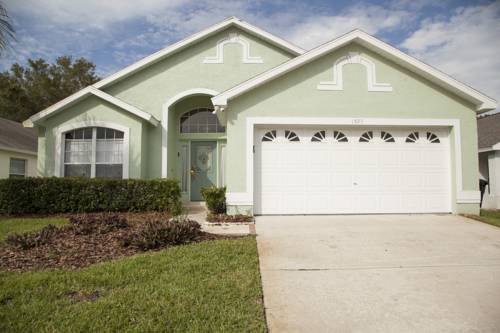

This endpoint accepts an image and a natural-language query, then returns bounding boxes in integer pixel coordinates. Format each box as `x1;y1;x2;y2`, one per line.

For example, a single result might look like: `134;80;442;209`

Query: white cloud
284;4;413;49
401;2;500;102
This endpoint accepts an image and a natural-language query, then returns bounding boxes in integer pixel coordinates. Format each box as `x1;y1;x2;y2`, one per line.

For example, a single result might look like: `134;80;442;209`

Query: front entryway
190;141;217;201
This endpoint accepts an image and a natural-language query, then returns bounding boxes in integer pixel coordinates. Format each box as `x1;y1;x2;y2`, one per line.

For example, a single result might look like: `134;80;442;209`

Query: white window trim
161;88;220;178
225;117;479;208
54;121;130;179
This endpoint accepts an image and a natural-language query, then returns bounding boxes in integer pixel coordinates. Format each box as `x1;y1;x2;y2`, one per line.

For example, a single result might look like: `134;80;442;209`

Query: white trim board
203;33;263;64
94;17;304;90
0;146;37;156
225;116;480;208
161;88;220;178
54;121;130;179
212;30;496;111
24;86;159;127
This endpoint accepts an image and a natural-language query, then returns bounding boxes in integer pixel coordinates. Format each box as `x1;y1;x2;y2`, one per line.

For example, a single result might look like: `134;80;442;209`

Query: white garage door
254;127;451;215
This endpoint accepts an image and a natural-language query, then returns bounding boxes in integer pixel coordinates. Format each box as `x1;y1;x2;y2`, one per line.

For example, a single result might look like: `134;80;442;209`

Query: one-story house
0;117;38;178
24;17;497;215
478;112;500;209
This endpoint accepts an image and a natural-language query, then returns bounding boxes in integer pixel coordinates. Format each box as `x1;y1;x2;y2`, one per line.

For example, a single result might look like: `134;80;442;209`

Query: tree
0;56;100;122
0;2;15;52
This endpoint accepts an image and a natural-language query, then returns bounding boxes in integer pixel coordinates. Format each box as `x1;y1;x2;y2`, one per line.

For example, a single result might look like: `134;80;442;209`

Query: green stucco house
24;17;496;215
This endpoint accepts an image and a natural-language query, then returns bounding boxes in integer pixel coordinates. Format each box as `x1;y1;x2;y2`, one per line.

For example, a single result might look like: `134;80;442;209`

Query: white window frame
9;158;27;178
55;121;130;178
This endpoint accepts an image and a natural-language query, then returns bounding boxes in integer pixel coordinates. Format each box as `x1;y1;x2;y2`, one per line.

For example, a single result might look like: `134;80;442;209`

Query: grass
0;217;68;242
0;218;266;332
472;209;500;228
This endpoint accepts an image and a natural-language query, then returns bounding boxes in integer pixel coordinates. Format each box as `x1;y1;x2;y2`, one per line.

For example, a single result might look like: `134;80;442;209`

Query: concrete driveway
256;215;500;332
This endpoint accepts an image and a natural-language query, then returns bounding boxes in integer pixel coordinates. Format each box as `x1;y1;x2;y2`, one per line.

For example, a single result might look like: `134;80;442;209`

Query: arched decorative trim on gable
317;52;392;92
203;33;263;64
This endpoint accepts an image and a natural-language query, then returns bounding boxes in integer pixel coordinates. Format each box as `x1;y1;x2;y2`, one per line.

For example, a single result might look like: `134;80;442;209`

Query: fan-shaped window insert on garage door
254;127;451;215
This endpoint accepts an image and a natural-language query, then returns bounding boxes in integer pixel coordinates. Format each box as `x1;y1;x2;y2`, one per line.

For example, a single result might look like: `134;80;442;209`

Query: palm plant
0;2;15;52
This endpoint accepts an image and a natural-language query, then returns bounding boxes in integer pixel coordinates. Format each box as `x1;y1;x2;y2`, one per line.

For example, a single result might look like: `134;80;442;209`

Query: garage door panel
255;127;451;214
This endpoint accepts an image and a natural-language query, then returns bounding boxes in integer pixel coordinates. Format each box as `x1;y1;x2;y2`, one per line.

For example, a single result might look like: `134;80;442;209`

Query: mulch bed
0;219;229;272
206;213;254;223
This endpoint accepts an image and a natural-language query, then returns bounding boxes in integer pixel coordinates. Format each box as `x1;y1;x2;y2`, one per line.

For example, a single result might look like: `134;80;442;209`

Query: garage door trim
224;117;479;211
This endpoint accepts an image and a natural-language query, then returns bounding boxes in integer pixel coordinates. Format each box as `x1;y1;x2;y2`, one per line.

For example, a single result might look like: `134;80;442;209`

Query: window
426;132;440;143
333;130;348;142
380;131;395;142
285;130;300;142
311;130;327;142
359;131;374;142
9;158;26;178
262;130;277;142
64;127;124;178
180;108;225;133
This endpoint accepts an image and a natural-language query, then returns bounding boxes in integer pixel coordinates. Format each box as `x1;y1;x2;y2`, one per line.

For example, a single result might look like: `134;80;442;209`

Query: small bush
6;224;60;250
69;213;129;235
123;217;201;250
201;186;226;214
0;177;182;215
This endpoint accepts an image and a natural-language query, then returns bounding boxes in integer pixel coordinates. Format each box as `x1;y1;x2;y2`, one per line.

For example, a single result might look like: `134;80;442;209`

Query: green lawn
0;219;266;332
474;209;500;228
0;217;68;242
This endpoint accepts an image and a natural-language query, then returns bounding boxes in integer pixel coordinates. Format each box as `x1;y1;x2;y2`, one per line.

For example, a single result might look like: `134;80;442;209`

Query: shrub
6;224;60;250
69;213;129;235
123;217;201;250
0;178;182;215
201;186;226;214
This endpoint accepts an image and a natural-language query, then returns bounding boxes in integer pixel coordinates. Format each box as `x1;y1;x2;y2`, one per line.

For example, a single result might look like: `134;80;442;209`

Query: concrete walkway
256;215;500;333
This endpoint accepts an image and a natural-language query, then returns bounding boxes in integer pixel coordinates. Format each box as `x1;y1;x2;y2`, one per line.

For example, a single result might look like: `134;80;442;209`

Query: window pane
180;145;188;192
64;140;92;163
96;164;122;179
74;129;83;139
83;128;93;139
105;128;115;139
97;127;106;139
9;158;26;176
179;108;225;133
96;140;123;163
64;164;91;178
115;131;124;139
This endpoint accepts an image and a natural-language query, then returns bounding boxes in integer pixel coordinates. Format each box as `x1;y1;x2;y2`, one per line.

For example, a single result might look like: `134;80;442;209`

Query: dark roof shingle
0;117;38;153
477;112;500;149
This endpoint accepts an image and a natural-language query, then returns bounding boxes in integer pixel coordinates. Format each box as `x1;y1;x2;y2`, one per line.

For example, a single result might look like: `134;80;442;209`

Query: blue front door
190;141;217;201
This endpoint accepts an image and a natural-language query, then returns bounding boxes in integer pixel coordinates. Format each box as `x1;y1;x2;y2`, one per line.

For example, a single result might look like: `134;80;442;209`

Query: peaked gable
212;30;496;112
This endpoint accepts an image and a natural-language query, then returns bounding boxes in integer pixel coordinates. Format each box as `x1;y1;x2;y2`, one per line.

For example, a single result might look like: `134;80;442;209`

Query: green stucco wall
38;96;147;178
35;26;294;180
224;43;479;214
0;149;37;178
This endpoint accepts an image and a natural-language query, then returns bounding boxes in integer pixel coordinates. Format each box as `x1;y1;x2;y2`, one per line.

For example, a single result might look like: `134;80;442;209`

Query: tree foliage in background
0;2;15;52
0;56;100;122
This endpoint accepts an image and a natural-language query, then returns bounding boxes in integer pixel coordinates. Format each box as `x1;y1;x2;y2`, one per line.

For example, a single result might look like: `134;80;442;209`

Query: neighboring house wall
0;149;37;178
224;44;480;214
480;150;500;209
37;26;295;179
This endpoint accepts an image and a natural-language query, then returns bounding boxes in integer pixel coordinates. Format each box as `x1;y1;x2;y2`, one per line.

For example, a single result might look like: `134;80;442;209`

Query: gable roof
0;117;37;155
93;17;305;90
24;87;159;127
478;112;500;150
212;29;497;112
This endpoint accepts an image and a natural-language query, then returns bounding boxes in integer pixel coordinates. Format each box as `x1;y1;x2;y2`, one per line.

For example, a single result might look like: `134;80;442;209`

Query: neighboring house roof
24;87;159;127
93;17;305;90
212;29;497;112
478;112;500;150
0;117;38;155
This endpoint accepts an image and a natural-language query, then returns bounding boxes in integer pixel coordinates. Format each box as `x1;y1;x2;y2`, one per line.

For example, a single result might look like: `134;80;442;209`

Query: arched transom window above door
180;108;226;133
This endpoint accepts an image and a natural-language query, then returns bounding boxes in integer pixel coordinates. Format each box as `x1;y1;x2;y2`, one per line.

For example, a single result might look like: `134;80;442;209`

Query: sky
1;0;499;109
